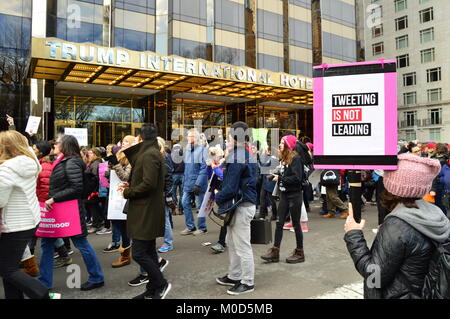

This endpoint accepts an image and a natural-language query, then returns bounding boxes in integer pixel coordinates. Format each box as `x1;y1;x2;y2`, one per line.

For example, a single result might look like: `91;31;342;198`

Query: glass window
405;111;417;126
215;0;244;34
396;35;408;49
405;129;416;141
321;0;355;28
115;0;155;14
427;88;442;102
372;24;383;38
214;45;245;66
290;60;312;77
290;18;312;49
0;13;32;52
172;0;207;26
257;10;283;43
395;16;408;31
430;128;440;141
403;72;416;86
397;54;409;68
419;7;433;23
428;108;442;124
421;48;435;63
420;27;434;43
394;0;407;12
403;92;416;105
419;0;430;3
372;42;384;55
427;67;441;82
257;54;283;73
114;27;155;51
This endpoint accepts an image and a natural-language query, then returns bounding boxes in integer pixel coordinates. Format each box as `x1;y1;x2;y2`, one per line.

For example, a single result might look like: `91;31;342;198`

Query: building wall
363;0;450;143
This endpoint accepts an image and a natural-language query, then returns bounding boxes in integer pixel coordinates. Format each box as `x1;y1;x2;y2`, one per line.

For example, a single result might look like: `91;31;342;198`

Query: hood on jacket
386;199;450;243
2;154;41;178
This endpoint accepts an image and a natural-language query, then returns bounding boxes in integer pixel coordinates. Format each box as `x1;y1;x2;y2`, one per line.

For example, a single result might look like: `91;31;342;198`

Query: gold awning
30;37;313;105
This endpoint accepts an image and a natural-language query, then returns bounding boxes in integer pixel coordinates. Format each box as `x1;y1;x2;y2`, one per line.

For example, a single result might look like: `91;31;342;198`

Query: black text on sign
332;123;372;137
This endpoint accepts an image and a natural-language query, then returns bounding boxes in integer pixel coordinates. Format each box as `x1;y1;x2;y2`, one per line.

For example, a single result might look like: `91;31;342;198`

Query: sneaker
128;274;149;287
283;222;293;230
159;258;169;272
193;229;207;236
48;292;62;299
211;242;225;254
301;222;309;232
227;283;254;295
180;228;195;236
88;227;100;234
53;257;72;269
96;227;112;235
103;243;120;253
67;249;74;256
216;275;240;287
158;245;173;253
150;282;172;299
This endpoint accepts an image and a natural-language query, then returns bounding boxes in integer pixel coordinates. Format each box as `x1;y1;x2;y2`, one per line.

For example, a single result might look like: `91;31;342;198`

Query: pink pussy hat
281;135;298;150
383;153;441;198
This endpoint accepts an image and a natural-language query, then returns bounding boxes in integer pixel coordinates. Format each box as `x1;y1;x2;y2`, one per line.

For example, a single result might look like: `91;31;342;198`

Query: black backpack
422;240;450;299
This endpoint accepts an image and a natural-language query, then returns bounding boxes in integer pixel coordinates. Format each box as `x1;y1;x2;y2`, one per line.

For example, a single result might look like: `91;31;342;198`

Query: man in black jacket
215;122;258;296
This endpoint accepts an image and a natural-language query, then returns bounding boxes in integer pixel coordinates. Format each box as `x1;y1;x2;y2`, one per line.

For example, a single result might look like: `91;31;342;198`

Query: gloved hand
107;154;119;165
166;197;177;210
192;185;202;196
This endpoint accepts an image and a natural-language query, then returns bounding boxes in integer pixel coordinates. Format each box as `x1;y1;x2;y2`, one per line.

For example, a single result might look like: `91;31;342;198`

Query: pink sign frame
313;60;398;170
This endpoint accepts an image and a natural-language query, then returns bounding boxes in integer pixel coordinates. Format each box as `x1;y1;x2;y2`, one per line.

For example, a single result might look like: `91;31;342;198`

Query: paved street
1;201;378;299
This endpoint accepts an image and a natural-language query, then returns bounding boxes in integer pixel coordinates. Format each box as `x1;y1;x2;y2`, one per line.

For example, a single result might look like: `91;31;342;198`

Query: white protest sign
64;128;88;146
25;116;41;134
107;170;127;220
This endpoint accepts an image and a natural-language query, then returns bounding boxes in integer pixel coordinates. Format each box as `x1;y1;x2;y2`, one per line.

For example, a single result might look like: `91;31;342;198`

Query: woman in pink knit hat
344;153;450;299
261;135;306;264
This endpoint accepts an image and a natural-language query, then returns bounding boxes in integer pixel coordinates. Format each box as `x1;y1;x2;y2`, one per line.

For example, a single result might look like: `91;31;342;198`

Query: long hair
157;137;166;156
0;130;36;164
279;143;296;165
380;189;419;212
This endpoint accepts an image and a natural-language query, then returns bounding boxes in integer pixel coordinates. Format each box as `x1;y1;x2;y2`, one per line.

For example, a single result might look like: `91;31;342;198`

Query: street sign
313;60;398;170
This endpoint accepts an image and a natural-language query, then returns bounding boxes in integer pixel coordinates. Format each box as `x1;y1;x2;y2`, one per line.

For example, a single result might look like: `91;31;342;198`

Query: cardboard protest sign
313;60;398;170
35;201;82;238
25;116;41;134
64;128;88;146
107;170;127;220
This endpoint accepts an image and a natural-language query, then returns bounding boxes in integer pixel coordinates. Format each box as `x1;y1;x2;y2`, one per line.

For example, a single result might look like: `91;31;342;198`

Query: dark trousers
259;188;278;219
376;177;389;225
132;239;167;291
85;199;105;229
274;192;303;249
0;227;49;299
218;226;227;246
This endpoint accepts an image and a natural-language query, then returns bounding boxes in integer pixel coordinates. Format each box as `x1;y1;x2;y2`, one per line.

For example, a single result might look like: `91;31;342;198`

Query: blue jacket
183;144;208;193
215;147;257;206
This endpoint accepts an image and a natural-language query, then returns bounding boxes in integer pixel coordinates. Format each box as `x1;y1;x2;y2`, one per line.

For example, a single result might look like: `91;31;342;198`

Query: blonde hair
157;137;166;156
0;130;35;164
116;135;135;166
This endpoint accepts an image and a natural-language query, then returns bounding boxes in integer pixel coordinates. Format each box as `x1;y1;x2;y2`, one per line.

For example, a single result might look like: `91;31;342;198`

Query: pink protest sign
35;200;82;238
313;60;398;170
99;162;109;188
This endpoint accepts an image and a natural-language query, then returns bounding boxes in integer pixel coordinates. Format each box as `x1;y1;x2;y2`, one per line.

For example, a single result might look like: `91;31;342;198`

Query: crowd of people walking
0;114;449;299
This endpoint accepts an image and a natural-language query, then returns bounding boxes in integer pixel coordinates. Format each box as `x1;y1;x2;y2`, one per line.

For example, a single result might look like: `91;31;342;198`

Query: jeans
0;227;49;299
39;236;104;289
172;174;184;209
182;191;206;231
163;206;173;249
132;239;167;291
226;203;256;286
274;192;303;249
111;220;130;248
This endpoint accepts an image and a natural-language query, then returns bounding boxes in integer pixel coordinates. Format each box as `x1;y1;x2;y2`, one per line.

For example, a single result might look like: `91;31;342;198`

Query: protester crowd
0;114;449;299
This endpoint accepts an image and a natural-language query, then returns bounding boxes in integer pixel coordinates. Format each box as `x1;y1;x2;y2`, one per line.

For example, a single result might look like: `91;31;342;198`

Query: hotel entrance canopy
30;37;313;106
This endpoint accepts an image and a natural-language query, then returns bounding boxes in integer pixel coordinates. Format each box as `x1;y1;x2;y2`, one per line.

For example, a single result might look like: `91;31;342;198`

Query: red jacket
36;157;54;202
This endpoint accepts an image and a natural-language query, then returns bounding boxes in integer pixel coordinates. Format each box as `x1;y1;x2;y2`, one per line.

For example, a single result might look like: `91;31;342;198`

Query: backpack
320;170;340;186
422;240;450;299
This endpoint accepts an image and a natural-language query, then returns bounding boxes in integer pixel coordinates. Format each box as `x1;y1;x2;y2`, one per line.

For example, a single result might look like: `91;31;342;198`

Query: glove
192;185;202;196
166;197;176;210
107;155;119;165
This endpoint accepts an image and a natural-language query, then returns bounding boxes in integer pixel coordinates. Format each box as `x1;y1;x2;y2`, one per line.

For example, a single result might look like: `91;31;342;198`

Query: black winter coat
278;155;304;194
344;216;435;299
48;156;88;238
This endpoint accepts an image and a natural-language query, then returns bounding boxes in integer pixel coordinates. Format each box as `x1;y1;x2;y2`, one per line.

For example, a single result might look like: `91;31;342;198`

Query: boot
340;210;349;219
112;246;131;268
260;247;280;263
22;256;40;277
286;248;305;264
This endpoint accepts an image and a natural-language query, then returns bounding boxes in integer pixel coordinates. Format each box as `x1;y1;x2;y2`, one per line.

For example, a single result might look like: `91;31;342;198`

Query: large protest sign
313;60;398;170
64;128;88;146
107;170;127;220
35;201;82;238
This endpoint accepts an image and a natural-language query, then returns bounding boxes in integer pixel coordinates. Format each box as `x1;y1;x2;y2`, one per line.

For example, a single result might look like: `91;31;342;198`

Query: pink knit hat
384;153;441;198
281;135;298;150
306;142;314;151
